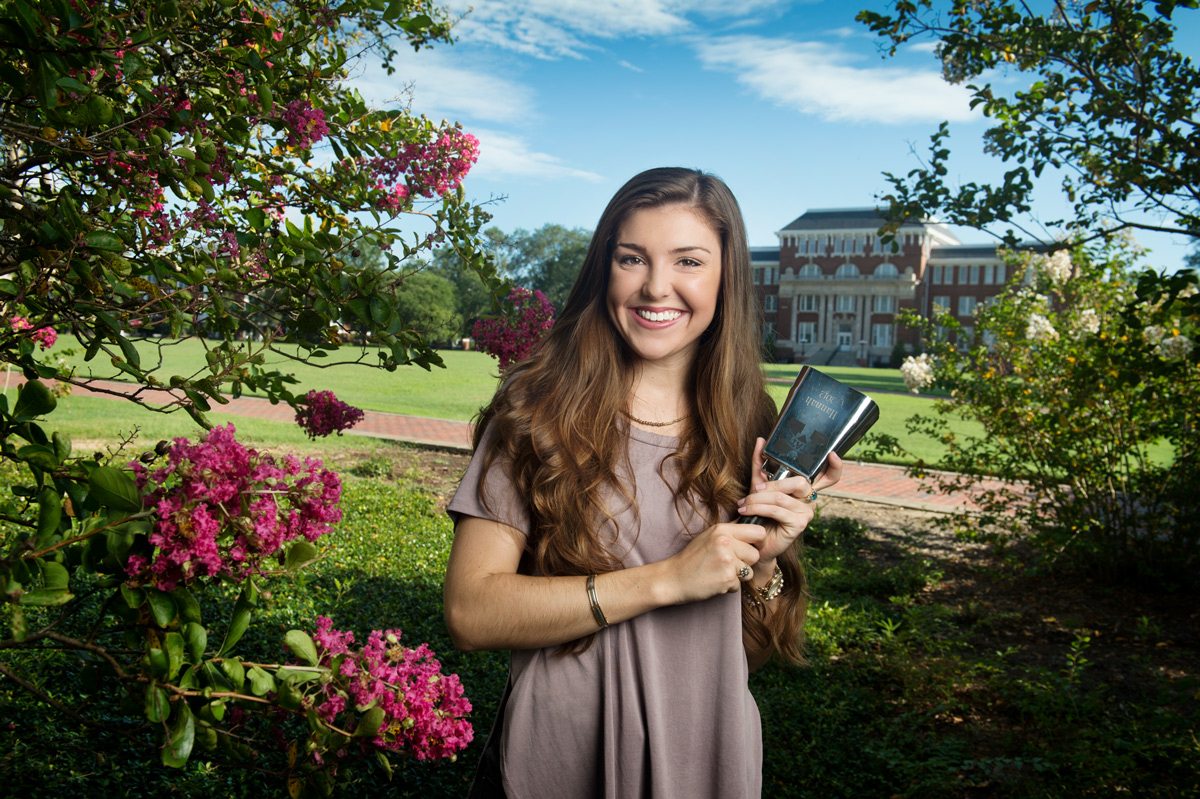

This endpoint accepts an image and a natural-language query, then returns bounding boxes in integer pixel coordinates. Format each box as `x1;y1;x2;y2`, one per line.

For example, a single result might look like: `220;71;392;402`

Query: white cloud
471;129;606;182
618;60;644;73
695;35;978;124
442;0;790;59
354;49;536;125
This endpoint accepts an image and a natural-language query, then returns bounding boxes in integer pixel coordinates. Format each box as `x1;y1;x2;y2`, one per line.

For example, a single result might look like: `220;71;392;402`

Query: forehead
614;204;721;247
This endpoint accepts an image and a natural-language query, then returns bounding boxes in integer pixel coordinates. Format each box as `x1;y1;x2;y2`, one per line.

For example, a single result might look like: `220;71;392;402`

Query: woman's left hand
736;438;844;563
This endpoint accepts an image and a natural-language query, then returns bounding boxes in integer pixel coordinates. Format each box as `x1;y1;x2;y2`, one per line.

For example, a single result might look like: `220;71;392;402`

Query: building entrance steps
39;379;1003;514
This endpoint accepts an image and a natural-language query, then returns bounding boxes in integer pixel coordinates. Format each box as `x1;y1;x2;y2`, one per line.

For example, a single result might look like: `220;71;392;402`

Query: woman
444;167;842;798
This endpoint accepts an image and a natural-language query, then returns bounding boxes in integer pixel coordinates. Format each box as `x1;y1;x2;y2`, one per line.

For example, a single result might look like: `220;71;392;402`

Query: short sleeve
446;423;532;536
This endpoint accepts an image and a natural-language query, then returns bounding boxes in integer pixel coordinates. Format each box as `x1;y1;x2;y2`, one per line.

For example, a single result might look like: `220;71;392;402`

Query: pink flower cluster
9;316;58;348
282;99;329;151
308;617;473;761
128;424;342;591
471;287;556;370
294;390;365;439
367;127;480;213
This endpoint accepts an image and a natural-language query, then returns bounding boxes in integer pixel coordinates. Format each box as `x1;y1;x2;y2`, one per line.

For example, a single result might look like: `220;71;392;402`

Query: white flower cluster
1025;313;1060;343
900;353;936;394
1159;335;1194;360
1043;250;1073;284
1077;308;1101;336
1144;324;1195;360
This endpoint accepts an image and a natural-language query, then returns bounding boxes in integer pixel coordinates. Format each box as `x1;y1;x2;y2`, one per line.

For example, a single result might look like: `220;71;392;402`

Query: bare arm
443;515;767;652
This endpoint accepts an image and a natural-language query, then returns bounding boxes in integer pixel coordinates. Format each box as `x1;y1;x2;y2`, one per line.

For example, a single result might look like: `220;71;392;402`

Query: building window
933;295;951;314
753;269;762;285
967;265;980;284
875;263;899;279
958;296;977;316
799;263;821;279
764;295;778;312
931;265;943;284
796;322;815;343
835;295;856;313
983;264;995;285
996;264;1007;283
872;323;892;347
835;263;860;278
873;295;896;313
797;294;819;312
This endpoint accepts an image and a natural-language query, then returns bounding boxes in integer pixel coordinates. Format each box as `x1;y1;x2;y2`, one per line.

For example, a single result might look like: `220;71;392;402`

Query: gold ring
737;565;751;580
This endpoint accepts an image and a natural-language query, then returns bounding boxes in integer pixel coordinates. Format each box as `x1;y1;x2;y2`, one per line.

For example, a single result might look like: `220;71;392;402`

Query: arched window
874;263;899;279
798;263;821;278
835;263;860;278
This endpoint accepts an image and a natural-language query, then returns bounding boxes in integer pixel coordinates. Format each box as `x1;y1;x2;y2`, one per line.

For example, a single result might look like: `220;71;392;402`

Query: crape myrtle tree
893;241;1200;583
0;0;513;792
857;0;1200;247
856;1;1200;580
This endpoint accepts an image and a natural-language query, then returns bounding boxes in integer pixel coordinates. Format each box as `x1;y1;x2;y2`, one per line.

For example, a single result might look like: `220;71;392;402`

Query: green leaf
36;490;63;541
354;706;385;737
84;230;125;252
182;622;207;662
171;587;202;625
220;658;245;691
88;466;142;512
41;560;69;590
217;593;253;656
52;431;72;462
283;630;319;667
33;64;59;109
145;683;171;723
161;702;195;768
13;379;56;419
164;632;185;679
147;647;169;678
120;583;146;609
117;334;141;369
146;589;178;627
246;666;276;697
18;587;73;606
284;540;319;571
18;444;59;471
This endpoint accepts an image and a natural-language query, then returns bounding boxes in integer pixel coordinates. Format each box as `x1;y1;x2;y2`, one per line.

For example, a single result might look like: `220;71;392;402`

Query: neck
627;359;692;425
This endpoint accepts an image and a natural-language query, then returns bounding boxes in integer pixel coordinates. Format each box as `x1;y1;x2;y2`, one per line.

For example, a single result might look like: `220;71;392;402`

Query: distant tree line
357;223;591;346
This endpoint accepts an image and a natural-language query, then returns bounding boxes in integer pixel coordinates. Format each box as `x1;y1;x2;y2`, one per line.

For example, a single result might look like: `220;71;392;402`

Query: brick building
752;207;1013;365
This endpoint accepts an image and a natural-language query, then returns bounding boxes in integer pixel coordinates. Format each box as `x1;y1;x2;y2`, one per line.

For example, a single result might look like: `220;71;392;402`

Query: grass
45;336;973;467
2;466;1194;798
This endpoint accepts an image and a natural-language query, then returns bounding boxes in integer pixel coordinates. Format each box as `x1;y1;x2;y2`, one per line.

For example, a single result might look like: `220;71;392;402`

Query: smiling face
606;204;723;372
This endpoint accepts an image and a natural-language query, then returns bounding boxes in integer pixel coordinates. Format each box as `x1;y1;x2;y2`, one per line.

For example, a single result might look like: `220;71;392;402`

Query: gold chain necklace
620;408;691;427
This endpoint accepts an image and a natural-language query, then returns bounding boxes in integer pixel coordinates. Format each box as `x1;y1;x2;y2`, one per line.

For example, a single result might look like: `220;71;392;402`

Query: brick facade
752;208;1011;365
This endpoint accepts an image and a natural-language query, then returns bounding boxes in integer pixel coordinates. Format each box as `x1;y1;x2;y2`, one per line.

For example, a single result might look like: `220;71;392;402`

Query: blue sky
357;1;1198;272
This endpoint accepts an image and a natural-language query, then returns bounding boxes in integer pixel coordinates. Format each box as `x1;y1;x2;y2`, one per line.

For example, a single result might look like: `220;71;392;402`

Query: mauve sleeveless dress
447;425;762;799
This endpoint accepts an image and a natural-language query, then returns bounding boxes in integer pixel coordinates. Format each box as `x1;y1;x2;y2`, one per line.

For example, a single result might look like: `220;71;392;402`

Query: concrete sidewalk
61;379;1004;514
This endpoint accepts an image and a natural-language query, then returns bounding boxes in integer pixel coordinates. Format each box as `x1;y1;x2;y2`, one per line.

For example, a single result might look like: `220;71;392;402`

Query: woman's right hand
663;522;766;605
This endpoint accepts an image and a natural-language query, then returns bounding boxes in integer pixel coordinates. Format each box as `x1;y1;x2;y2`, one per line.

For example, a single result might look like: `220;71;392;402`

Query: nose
641;262;669;299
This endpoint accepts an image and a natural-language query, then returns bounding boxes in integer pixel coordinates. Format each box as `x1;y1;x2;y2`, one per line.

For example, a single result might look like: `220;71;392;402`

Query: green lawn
2;478;1192;798
46;337;967;466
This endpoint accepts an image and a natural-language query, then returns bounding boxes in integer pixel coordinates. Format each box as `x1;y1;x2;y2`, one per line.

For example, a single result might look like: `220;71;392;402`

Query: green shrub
897;240;1200;584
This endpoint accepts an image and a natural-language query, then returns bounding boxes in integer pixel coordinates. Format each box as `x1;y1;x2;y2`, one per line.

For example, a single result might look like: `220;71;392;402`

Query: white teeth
637;309;682;322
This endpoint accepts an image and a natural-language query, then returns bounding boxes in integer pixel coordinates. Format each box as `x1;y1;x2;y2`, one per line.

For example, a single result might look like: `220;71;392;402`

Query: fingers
814;451;844;491
751;437;768;483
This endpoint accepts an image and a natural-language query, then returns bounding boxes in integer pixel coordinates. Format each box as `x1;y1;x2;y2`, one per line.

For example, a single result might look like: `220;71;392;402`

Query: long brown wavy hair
473;167;807;663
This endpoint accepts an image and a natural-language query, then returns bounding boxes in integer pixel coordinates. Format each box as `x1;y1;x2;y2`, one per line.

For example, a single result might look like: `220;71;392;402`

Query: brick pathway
58;379;1007;513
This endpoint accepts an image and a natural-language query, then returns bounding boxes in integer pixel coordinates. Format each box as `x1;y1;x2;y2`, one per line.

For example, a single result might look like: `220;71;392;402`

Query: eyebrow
614;242;713;255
